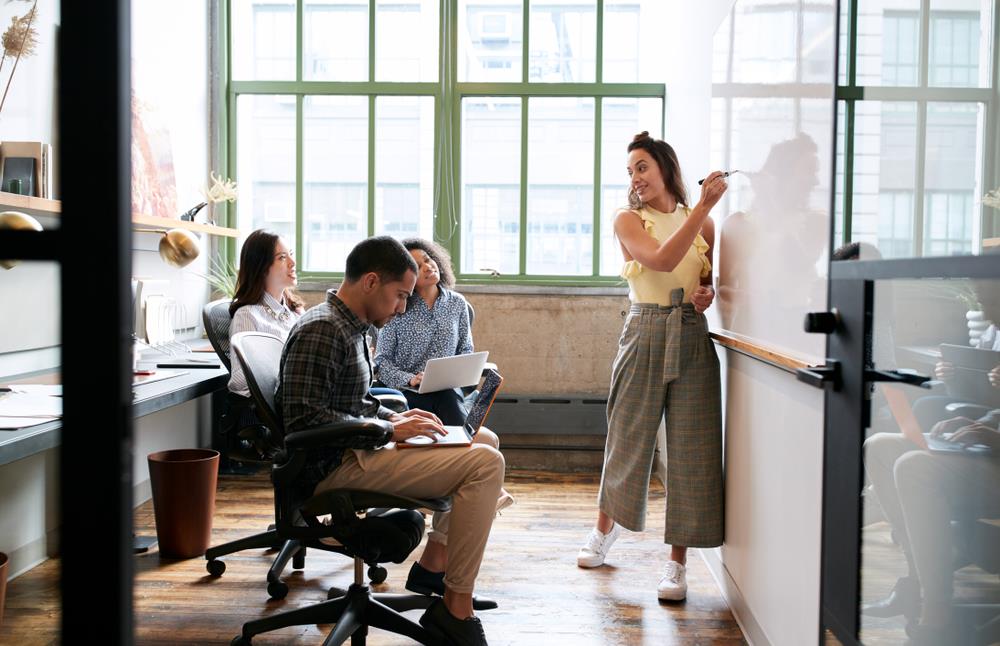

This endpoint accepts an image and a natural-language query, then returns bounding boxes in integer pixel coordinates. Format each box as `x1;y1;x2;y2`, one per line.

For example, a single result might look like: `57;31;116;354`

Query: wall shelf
0;192;238;238
0;190;61;213
132;213;238;238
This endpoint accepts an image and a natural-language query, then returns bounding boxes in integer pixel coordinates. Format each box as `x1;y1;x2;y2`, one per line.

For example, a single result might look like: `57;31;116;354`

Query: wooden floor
0;471;746;645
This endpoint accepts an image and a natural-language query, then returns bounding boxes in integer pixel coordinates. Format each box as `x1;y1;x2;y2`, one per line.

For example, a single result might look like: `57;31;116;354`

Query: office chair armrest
374;393;407;413
285;419;393;451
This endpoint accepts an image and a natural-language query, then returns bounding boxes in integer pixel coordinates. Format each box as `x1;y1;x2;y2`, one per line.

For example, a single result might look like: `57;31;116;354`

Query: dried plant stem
0;1;37;115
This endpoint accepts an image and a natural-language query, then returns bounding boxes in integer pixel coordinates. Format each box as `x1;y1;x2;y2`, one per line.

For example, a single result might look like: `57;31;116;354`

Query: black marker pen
698;170;739;185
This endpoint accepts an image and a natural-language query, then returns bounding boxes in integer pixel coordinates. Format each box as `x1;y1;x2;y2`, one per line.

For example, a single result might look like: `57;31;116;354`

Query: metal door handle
864;369;932;388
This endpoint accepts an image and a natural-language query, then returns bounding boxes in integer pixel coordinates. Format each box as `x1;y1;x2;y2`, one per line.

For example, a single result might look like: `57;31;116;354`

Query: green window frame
835;0;1000;255
223;0;666;286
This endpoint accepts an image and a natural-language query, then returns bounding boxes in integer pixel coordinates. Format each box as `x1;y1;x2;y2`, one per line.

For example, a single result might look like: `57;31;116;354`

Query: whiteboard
708;0;837;364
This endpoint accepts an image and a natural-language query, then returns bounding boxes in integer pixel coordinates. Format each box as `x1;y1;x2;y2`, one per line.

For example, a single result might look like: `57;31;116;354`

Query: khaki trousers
315;429;504;594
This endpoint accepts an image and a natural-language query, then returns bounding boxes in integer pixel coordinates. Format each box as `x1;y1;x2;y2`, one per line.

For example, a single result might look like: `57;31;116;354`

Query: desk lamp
0;210;44;269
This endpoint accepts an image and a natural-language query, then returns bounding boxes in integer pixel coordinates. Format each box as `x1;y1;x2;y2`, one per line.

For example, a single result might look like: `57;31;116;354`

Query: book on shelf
0;141;53;198
1;157;35;197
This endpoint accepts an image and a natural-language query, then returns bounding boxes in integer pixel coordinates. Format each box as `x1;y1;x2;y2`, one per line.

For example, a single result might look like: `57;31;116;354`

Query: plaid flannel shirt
275;290;395;489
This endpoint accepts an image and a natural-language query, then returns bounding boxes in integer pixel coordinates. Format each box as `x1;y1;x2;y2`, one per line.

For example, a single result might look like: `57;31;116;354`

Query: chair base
232;584;440;646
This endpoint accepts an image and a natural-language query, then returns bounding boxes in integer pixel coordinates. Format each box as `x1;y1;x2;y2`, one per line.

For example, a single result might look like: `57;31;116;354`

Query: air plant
0;0;39;116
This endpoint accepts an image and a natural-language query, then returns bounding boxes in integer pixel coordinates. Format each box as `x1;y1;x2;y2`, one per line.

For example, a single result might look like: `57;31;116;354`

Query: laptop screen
464;369;503;433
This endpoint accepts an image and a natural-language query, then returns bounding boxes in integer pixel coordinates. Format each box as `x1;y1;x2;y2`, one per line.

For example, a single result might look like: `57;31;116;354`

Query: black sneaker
419;598;488;646
406;563;498;611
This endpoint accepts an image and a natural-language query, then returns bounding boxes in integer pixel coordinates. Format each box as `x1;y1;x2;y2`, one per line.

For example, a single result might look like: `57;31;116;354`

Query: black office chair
206;332;408;598
228;331;454;646
203;298;233;372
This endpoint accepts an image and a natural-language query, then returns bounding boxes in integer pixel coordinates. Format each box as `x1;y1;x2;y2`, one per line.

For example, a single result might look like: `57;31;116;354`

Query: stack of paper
0;391;62;430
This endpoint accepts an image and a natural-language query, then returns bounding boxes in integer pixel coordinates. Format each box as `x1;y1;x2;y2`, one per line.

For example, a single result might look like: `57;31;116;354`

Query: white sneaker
576;524;621;568
657;560;687;601
495;490;515;516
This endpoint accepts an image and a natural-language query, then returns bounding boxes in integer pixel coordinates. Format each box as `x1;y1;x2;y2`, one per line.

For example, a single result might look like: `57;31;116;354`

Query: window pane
376;0;439;82
462;97;521;275
923;102;982;256
856;1;921;87
600;97;662;276
236;95;297;245
304;1;369;81
851;101;918;258
528;0;596;83
375;96;435;240
601;0;665;83
928;3;992;88
459;0;523;82
526;97;594;276
303;96;369;272
231;0;296;81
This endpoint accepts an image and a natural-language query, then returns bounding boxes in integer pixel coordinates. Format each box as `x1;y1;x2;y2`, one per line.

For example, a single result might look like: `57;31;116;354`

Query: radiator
487;395;608;436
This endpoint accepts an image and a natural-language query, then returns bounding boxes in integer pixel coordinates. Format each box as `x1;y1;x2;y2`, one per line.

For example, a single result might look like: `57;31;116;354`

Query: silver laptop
415;351;489;394
401;369;503;447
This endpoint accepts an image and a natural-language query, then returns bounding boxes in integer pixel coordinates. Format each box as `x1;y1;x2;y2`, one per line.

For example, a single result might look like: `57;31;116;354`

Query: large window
835;0;996;259
229;0;665;283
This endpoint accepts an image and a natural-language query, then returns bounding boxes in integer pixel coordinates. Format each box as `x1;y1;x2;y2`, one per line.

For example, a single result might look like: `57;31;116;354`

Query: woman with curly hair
374;238;474;425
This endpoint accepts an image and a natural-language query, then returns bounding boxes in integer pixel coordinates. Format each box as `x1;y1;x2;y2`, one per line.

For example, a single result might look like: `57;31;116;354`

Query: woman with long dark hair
227;229;304;398
576;132;728;602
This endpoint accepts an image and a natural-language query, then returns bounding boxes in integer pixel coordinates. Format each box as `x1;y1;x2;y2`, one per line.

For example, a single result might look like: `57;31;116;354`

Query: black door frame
817;257;1000;645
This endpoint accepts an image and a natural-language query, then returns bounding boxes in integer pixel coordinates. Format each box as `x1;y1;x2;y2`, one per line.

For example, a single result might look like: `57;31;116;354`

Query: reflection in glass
928;1;992;89
860;274;1000;645
713;1;833;85
376;0;439;82
526;97;594;276
303;96;368;272
459;0;523;82
231;0;296;80
600;97;662;276
923;102;982;257
303;0;369;81
375;96;435;240
850;101;918;258
461;97;521;275
236;94;297;245
528;0;596;83
856;0;921;87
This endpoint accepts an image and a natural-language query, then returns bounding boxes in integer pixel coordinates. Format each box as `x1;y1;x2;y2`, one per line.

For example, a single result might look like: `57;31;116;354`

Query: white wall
656;2;834;644
0;0;214;581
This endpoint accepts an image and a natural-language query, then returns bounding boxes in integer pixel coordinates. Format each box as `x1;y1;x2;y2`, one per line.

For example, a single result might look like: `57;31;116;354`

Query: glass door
810;1;1000;643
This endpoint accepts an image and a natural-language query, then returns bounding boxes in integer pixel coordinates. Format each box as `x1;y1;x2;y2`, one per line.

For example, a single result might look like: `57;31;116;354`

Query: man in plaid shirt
276;236;504;646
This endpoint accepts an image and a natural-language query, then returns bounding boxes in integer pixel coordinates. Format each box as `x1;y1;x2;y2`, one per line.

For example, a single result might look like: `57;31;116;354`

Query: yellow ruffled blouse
620;204;711;306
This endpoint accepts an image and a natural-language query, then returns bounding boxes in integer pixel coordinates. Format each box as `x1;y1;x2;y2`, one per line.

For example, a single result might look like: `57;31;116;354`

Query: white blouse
227;291;300;397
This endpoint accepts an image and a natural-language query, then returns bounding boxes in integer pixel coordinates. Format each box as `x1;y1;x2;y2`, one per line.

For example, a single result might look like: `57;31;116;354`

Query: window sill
296;280;628;297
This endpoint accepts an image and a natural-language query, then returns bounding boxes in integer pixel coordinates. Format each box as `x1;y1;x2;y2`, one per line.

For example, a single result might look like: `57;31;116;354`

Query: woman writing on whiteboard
577;132;728;601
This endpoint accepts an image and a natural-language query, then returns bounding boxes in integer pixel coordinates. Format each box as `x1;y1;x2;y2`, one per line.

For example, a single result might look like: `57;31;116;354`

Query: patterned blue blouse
374;287;473;390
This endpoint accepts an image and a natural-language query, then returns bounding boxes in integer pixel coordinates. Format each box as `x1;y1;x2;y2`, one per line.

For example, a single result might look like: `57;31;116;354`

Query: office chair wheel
206;559;226;577
327;586;347;600
368;565;387;585
267;580;289;600
230;636;251;646
292;548;306;570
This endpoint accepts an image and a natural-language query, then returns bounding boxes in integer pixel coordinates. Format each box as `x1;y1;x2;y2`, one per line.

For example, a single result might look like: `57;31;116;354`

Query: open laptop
415;351;489;394
400;369;503;448
939;343;1000;409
